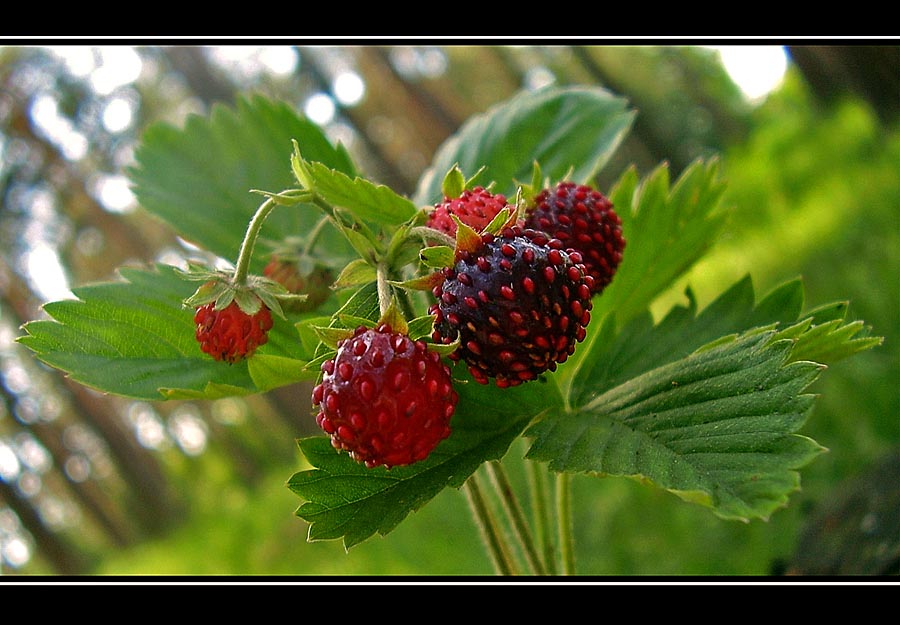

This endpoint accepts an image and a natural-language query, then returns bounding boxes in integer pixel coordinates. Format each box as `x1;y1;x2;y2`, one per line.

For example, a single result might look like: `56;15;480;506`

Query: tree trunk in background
0;478;89;574
788;45;900;124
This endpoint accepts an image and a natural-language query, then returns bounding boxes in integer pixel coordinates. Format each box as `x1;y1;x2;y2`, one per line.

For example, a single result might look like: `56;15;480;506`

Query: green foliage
18;264;315;400
129;95;357;272
414;85;635;205
529;330;825;521
291;145;419;226
16;84;883;559
590;160;728;328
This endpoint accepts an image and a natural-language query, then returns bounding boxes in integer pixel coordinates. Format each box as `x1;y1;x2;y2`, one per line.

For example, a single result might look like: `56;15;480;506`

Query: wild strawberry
263;256;333;312
194;299;274;364
311;324;458;469
429;226;594;388
524;181;625;294
426;186;510;238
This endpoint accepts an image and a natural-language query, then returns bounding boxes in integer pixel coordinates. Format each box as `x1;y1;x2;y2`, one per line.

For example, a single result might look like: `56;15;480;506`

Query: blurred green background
0;43;897;576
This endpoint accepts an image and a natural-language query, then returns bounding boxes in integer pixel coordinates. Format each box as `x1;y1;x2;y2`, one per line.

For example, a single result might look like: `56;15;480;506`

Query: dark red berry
426;187;510;237
429;226;593;388
525;181;625;294
311;324;458;469
263;256;333;312
194;300;274;364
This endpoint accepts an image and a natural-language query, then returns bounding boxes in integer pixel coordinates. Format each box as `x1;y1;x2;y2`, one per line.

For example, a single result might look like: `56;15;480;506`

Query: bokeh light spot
333;71;365;106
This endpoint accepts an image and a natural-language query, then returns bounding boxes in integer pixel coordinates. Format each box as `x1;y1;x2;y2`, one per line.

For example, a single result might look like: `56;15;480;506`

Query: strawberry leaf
292;147;419;225
414;85;635;206
592;159;729;328
528;331;825;521
532;276;882;521
17;264;310;400
288;365;559;549
130;95;357;272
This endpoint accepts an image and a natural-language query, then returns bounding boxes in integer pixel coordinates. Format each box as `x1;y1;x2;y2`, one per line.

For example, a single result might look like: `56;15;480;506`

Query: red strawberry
312;324;458;469
429;226;594;388
194;300;273;364
525;181;625;294
427;186;510;237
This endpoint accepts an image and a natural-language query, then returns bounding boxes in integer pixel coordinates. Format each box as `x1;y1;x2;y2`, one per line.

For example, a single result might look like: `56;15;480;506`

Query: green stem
302;214;332;257
463;474;519;576
528;461;557;575
486;461;545;575
556;472;575;575
234;197;277;286
375;262;393;317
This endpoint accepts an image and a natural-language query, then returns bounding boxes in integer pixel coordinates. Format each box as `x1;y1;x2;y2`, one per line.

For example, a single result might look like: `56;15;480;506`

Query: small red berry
426;187;510;237
194;300;273;364
525;181;625;294
312;325;458;469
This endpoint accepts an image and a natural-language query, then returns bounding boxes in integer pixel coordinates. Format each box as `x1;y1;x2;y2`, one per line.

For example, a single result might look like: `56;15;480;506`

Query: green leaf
419;245;455;269
294;152;418;225
17;264;308;400
528;275;882;522
781;318;883;365
288;365;560;548
130;95;356;271
592;159;729;328
248;354;316;392
569;276;803;407
527;331;826;521
413;85;635;205
331;259;377;290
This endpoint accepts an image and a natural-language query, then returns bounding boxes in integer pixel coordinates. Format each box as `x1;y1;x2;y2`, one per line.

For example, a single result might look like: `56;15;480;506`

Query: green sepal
331;259;377;290
389;271;444;292
452;215;483;255
311;325;357;350
231;288;263;316
406;314;437;341
481;204;520;236
376;299;408;335
440;164;466;199
419;246;455;269
424;337;461;357
183;279;231;308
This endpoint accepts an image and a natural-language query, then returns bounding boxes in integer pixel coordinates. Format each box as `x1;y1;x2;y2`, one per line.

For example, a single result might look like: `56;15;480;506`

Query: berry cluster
189;173;623;469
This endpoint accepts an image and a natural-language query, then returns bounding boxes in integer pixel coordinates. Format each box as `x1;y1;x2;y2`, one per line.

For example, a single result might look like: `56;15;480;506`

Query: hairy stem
463;474;519;576
375;262;393;318
234;197;277;285
486;461;545;575
302;214;332;257
556;472;575;575
410;225;455;248
528;461;557;575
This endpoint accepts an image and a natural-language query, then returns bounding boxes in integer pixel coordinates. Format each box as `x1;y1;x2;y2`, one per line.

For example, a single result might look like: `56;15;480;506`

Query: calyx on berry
181;264;303;363
424;165;512;240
